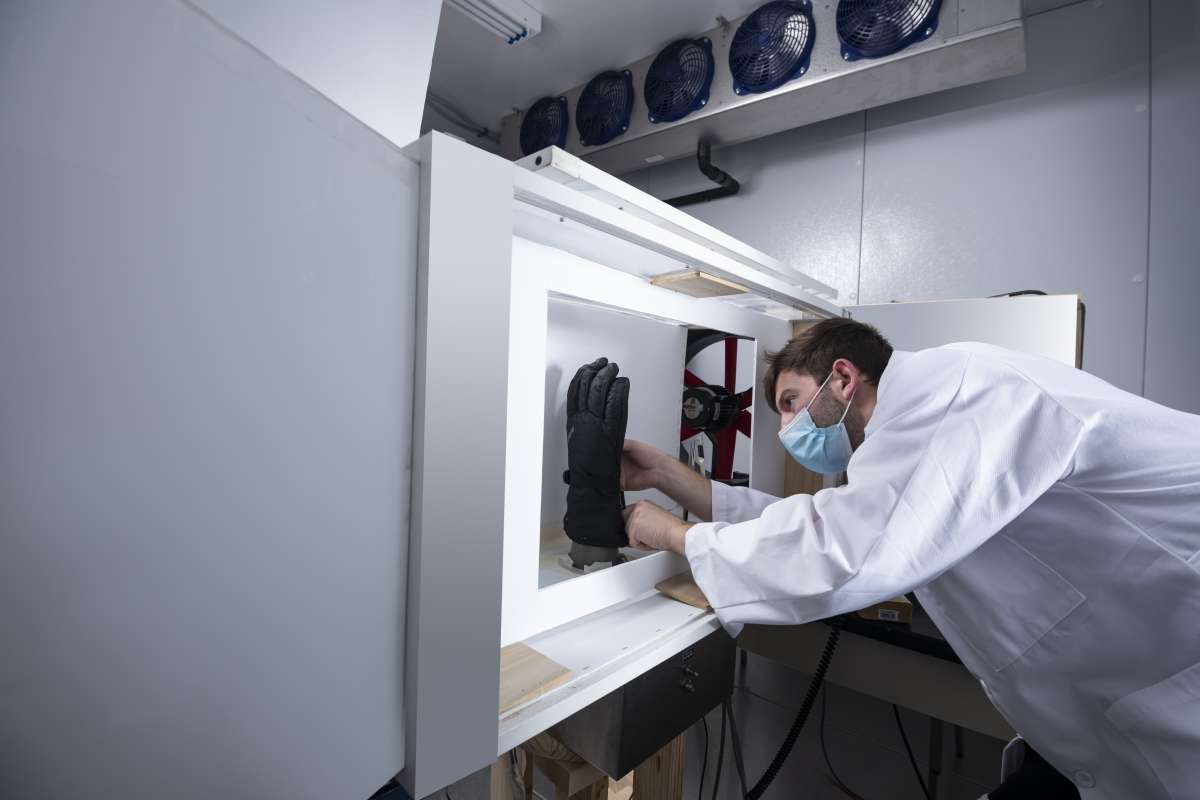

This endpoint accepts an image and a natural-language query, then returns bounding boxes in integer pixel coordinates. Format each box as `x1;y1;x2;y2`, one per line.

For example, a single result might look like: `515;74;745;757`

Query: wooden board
631;734;685;799
650;269;747;298
655;572;710;611
500;643;572;714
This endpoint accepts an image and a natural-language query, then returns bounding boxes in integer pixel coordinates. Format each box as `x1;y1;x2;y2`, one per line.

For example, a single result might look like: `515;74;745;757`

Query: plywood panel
500;644;573;714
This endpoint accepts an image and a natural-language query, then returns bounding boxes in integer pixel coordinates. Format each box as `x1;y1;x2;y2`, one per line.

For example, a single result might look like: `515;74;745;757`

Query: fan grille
729;1;815;95
836;0;940;60
645;38;714;123
576;70;634;147
519;97;568;156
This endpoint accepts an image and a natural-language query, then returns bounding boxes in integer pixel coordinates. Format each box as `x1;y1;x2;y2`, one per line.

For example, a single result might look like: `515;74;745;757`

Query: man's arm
653;455;713;521
622;440;783;524
683;353;1086;627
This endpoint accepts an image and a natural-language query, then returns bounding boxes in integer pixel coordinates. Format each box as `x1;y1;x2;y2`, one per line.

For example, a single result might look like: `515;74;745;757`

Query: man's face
773;366;868;450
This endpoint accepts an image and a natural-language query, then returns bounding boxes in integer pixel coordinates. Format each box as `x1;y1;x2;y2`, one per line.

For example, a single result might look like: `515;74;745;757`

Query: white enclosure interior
541;297;684;530
501;236;791;646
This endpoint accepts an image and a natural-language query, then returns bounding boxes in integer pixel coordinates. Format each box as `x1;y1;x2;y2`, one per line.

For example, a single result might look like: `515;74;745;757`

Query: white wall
194;0;441;147
1145;0;1200;412
0;2;418;798
631;0;1200;414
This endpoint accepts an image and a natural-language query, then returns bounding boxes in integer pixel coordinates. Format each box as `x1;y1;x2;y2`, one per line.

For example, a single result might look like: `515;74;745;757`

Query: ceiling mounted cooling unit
576;70;635;147
502;0;1025;175
644;38;716;124
520;96;569;156
729;0;816;95
836;0;942;60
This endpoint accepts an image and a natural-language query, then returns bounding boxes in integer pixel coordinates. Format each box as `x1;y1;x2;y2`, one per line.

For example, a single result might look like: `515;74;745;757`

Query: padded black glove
563;357;630;549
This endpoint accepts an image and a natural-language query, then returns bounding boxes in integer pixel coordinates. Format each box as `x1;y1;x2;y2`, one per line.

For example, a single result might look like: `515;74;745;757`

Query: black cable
724;699;750;798
892;705;931;800
819;686;866;800
711;704;727;800
745;618;844;800
697;715;710;800
987;289;1047;298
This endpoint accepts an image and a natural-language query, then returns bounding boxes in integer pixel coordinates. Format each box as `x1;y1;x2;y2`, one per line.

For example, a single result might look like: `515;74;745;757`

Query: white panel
193;0;441;147
849;295;1080;366
1145;0;1200;413
0;3;413;799
859;0;1150;393
403;134;513;798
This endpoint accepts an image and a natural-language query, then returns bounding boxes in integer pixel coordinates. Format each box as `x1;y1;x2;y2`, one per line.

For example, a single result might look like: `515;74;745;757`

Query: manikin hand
622;500;693;555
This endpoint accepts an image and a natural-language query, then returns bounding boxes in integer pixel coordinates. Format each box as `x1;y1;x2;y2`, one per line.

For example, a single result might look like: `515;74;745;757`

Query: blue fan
645;38;715;124
836;0;941;61
519;96;569;156
728;1;816;96
576;70;634;147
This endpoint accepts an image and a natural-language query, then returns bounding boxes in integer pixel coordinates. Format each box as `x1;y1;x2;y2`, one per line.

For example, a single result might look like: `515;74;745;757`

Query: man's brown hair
763;318;893;413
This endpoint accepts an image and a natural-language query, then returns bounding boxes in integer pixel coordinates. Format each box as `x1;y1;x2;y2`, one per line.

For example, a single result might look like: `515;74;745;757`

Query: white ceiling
422;0;764;147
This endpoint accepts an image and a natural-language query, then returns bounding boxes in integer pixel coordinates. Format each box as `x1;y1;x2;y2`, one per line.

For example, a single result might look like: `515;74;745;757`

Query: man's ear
830;357;859;401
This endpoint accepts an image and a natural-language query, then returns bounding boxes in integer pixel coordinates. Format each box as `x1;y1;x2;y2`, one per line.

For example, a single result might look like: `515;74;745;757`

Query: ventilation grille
645;38;715;124
729;0;816;96
836;0;941;61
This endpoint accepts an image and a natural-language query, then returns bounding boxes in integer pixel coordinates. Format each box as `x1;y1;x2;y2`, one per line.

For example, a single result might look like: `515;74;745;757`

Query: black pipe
665;141;741;208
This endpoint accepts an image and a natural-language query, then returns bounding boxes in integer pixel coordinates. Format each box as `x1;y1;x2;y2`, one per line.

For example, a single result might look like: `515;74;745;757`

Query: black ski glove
563;357;630;548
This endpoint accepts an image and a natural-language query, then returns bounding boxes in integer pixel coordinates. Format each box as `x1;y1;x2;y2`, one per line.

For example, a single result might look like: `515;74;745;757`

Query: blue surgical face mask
777;372;856;474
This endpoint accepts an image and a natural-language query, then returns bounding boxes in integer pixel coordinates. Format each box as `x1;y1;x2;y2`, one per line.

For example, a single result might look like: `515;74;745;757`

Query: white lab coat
685;343;1200;799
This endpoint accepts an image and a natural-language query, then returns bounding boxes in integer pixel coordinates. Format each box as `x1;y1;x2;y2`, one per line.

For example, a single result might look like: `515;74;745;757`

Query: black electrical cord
711;703;727;800
987;289;1047;298
745;617;845;800
819;687;867;800
724;699;750;798
697;715;710;800
892;705;932;800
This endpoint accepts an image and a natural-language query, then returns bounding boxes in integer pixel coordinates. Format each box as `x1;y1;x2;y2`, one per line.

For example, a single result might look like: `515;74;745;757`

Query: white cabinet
399;136;843;796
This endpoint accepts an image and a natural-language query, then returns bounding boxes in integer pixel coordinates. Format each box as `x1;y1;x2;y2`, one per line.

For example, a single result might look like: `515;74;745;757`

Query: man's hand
623;500;694;555
620;439;668;492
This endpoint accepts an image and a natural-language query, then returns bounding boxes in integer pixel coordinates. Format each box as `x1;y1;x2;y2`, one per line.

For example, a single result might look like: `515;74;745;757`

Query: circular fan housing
576;70;634;147
729;0;816;96
836;0;942;61
519;96;569;156
645;37;715;124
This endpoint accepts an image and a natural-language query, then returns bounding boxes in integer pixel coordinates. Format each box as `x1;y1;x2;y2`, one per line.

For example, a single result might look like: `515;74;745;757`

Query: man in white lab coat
621;317;1200;800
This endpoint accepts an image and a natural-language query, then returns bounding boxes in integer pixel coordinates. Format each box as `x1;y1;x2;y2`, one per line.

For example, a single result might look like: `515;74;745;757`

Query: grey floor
677;651;1006;800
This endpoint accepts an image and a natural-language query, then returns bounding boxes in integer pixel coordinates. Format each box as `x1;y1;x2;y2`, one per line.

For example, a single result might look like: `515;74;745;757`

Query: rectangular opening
537;296;756;589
